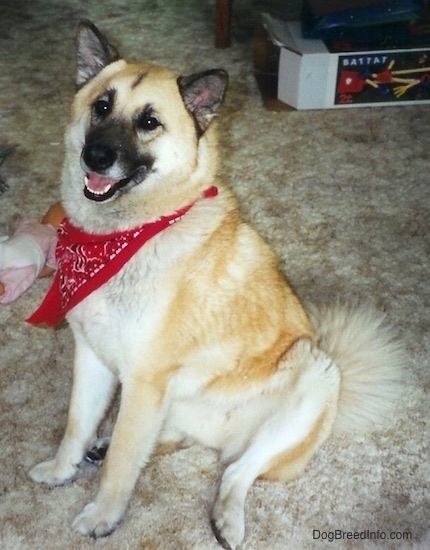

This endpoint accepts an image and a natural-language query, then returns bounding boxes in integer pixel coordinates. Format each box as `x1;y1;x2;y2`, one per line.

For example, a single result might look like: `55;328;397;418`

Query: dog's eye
93;99;112;118
136;111;161;132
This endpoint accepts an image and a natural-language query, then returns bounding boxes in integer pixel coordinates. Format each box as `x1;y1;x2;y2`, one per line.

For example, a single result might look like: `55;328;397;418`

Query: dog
28;21;404;549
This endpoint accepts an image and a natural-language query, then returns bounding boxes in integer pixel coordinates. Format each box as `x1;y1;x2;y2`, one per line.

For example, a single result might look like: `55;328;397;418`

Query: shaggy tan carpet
0;1;428;549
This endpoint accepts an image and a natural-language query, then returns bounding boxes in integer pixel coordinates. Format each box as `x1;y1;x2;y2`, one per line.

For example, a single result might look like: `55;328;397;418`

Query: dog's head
62;21;228;231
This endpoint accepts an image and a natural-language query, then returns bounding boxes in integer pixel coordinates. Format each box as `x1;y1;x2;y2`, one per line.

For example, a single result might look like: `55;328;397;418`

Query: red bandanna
27;186;218;326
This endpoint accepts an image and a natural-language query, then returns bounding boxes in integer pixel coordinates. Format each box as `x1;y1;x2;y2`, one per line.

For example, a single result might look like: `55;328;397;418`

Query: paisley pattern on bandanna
27;186;218;326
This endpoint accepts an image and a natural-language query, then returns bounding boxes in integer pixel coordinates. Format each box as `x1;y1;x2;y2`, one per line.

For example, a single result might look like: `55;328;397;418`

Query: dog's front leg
73;375;165;538
29;332;116;486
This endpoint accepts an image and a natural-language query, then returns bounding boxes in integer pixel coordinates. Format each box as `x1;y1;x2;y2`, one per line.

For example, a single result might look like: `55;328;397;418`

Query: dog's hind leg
29;332;117;486
210;339;340;550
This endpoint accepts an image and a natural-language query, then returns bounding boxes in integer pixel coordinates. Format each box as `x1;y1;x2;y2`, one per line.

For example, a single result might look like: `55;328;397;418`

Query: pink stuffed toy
0;202;65;303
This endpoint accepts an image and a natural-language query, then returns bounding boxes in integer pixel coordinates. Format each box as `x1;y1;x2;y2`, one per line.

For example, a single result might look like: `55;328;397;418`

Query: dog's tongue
85;173;118;195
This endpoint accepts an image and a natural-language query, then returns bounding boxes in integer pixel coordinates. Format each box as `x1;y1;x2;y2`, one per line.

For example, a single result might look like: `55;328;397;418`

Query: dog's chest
67;246;178;371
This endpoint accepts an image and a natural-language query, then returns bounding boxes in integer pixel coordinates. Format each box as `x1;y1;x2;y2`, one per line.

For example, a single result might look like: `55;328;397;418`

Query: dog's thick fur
29;22;405;549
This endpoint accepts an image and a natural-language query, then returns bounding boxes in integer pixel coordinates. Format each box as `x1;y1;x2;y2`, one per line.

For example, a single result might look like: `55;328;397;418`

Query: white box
262;15;430;110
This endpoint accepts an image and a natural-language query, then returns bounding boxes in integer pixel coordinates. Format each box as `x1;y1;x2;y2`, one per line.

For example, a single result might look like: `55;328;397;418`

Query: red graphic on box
337;70;368;93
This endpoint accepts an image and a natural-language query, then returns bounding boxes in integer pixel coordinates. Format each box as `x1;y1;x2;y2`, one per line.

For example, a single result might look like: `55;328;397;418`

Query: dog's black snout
83;143;117;172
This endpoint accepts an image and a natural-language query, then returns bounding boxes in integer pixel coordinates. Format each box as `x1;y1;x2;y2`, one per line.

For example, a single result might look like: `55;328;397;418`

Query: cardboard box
259;15;430;110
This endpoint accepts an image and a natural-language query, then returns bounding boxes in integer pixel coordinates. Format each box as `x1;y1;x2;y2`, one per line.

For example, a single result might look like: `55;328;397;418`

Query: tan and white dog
29;21;404;549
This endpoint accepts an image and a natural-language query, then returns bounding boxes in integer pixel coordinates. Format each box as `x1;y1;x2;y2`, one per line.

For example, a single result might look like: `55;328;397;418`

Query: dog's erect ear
76;20;120;88
177;69;228;134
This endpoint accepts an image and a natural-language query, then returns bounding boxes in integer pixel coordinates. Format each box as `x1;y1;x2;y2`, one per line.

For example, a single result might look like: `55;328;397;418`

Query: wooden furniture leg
215;0;232;48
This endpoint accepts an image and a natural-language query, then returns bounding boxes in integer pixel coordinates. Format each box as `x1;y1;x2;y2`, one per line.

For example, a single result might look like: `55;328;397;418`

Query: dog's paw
84;437;110;467
210;497;245;550
28;459;77;486
73;501;123;538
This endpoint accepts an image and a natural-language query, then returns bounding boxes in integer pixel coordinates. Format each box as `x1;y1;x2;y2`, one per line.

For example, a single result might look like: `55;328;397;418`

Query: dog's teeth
84;174;114;196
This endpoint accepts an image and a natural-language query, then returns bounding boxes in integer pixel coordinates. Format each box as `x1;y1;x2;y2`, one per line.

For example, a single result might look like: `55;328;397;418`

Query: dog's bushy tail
310;303;406;434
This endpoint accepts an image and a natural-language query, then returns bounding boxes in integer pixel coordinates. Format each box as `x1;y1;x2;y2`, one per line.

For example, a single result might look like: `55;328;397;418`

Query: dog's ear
177;69;228;134
76;20;120;88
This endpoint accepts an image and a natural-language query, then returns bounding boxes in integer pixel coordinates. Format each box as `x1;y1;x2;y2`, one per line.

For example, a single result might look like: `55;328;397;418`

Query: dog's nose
83;143;117;172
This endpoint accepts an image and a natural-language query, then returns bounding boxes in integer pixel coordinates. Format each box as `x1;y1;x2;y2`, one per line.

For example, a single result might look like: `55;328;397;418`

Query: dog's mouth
84;173;129;202
84;168;147;202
